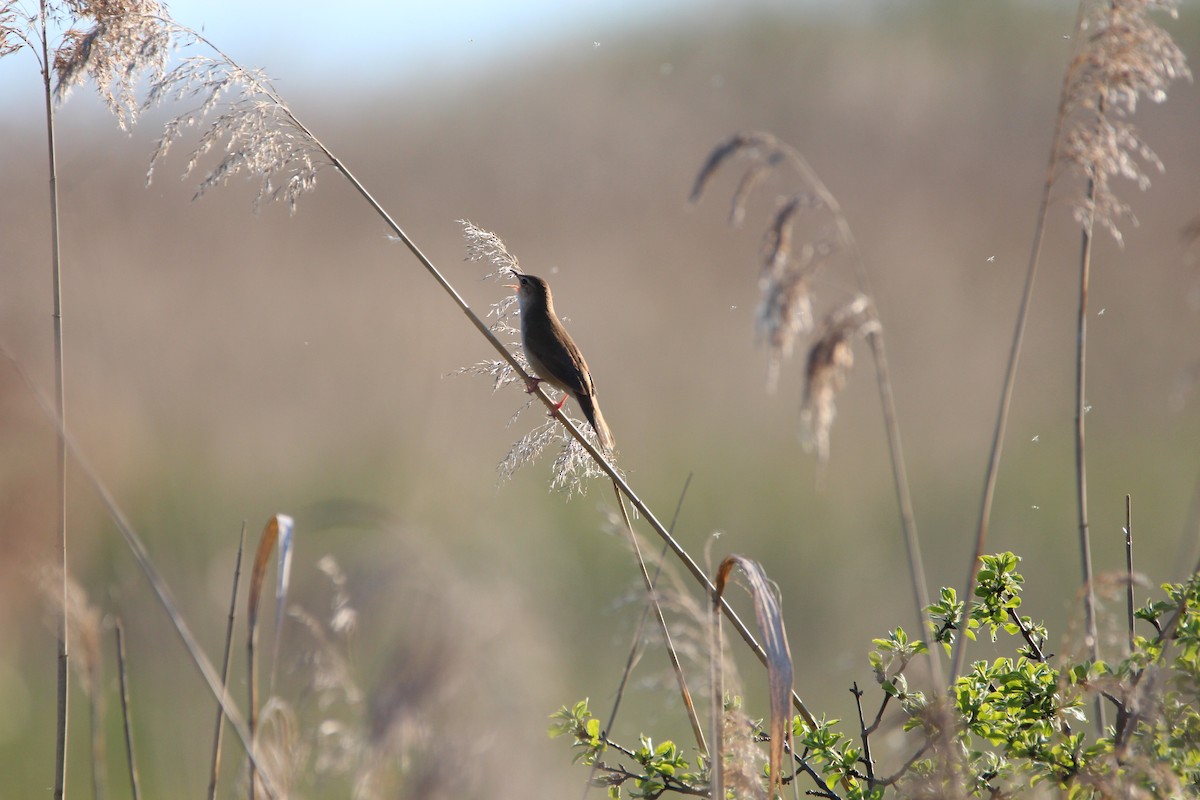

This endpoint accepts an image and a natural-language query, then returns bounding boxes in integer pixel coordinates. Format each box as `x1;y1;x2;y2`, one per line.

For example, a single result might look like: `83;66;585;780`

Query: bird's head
508;273;552;313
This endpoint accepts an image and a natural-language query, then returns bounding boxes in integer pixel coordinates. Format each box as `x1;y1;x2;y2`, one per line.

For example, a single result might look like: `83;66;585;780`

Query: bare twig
851;683;876;785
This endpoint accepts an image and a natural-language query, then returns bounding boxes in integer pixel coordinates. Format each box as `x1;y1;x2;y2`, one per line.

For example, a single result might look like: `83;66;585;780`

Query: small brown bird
510;272;615;451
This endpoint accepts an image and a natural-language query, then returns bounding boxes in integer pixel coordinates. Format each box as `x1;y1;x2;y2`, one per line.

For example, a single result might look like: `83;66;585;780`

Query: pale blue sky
1;1;842;107
167;0;695;85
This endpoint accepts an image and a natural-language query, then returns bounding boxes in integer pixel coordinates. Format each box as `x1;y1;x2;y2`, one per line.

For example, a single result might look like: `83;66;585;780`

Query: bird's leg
521;375;567;415
542;394;568;418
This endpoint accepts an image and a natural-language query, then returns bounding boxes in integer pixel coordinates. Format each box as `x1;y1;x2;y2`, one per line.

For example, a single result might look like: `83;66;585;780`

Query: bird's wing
533;316;596;397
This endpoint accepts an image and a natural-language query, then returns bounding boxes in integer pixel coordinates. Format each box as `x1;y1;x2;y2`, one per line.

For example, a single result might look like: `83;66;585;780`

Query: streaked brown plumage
511;273;615;451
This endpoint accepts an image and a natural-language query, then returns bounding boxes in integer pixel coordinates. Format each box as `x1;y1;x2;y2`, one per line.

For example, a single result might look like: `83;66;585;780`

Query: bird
509;272;615;451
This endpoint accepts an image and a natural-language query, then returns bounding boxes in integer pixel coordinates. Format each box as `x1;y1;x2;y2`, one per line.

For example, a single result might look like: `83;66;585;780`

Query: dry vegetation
1;1;1198;797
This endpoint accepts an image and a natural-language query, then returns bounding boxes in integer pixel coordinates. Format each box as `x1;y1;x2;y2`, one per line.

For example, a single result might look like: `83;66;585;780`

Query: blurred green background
2;2;1199;797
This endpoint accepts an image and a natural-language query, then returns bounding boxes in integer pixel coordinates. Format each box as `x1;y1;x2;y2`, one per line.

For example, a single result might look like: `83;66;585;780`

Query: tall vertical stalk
1075;178;1103;731
38;0;70;796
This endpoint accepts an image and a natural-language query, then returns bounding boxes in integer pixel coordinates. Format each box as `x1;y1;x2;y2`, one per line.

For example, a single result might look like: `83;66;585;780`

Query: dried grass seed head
52;0;172;129
0;4;26;59
800;296;876;462
38;565;103;694
757;266;813;391
1059;0;1190;241
689;130;794;223
760;191;826;275
460;218;523;338
460;218;522;279
142;27;325;213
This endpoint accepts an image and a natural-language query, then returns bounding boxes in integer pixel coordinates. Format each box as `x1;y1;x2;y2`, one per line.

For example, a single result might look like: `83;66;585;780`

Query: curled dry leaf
713;554;794;800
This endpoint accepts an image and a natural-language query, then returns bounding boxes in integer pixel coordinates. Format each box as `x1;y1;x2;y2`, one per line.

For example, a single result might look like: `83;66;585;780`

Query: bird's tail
577;394;615;452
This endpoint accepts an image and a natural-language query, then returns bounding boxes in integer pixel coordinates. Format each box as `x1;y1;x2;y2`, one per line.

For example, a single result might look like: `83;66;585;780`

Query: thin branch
865;686;893;737
851;683;876;785
1007;607;1049;662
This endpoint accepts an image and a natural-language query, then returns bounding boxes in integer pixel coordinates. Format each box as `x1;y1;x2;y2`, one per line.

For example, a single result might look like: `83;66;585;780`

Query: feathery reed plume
718;704;769;800
456;218;527;385
142;23;324;211
248;699;302;799
52;0;171;128
692;133;845;389
1057;0;1190;244
0;5;23;59
800;296;878;465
